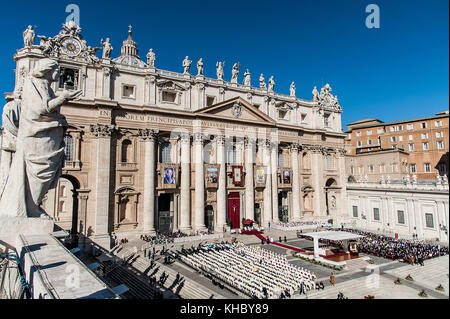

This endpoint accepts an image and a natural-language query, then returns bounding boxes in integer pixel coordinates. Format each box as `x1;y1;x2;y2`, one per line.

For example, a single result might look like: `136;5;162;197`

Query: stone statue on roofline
312;86;319;101
231;62;239;83
259;74;266;89
197;58;204;75
23;25;35;47
101;38;113;60
290;82;296;97
268;76;275;92
244;69;251;86
216;61;224;80
182;56;192;74
0;58;82;218
147;48;156;67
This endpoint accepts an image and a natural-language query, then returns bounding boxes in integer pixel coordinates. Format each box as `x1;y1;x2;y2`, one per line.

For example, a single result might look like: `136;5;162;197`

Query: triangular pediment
196;97;275;125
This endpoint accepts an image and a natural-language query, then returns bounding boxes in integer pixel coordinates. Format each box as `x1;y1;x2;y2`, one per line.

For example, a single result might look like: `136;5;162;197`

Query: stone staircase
130;255;224;299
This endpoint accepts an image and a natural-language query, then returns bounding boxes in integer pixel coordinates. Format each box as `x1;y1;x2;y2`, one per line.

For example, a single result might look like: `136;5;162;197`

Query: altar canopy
302;231;365;257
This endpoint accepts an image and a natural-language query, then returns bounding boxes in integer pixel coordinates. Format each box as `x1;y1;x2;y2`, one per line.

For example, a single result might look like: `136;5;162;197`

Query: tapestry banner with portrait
205;164;219;188
254;166;266;187
281;169;292;186
160;164;179;189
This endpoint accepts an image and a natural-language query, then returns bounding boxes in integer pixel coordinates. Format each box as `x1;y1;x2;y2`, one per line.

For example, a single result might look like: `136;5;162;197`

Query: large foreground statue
0;58;82;218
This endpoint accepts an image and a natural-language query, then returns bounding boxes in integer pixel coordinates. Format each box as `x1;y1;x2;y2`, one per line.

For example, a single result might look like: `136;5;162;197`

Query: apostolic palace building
2;22;347;249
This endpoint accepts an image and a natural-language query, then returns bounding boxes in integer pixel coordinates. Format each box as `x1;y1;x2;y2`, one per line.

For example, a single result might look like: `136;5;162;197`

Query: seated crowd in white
180;243;316;298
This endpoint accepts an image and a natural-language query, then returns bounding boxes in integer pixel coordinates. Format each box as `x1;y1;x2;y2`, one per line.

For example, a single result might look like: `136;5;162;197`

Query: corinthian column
245;138;255;221
140;128;158;234
194;133;206;231
90;124;115;249
271;142;279;222
179;133;192;232
263;140;272;227
290;143;301;221
216;135;227;232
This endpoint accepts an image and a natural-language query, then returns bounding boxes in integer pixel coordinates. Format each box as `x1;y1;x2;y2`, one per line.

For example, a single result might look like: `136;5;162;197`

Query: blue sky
0;0;448;128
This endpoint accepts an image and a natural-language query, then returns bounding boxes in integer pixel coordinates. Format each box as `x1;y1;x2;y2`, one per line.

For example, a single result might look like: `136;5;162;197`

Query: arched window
63;135;74;161
121;140;132;163
160;142;172;163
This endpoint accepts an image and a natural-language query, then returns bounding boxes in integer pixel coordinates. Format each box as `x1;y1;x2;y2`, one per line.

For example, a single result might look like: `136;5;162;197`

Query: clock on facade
61;38;81;56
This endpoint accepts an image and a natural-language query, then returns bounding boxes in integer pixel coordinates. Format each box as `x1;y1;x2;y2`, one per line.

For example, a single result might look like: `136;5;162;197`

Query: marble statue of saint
268;76;275;92
436;173;442;185
0;58;82;218
290;82;296;97
386;175;391;184
231;63;239;83
182;56;192;74
216;61;224;80
197;58;204;75
100;38;113;60
405;174;410;183
380;175;385;184
0;91;21;197
412;174;417;184
243;69;251;86
147;48;156;67
23;25;35;48
312;86;319;101
259;74;266;89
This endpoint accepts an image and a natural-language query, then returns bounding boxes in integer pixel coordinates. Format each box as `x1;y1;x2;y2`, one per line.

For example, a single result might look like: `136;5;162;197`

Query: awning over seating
302;231;364;241
301;231;364;258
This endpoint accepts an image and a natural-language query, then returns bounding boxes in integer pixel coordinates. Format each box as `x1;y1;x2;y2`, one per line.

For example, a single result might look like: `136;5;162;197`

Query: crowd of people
339;228;449;262
274;220;332;228
140;231;190;245
179;242;316;299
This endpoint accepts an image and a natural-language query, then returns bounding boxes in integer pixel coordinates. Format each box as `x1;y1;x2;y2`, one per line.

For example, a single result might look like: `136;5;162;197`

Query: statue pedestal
0;216;54;250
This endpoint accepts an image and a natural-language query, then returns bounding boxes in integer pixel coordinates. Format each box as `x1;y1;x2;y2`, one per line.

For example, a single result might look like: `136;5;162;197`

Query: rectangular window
436;132;443;138
398;136;403;141
435;120;442;127
122;85;136;99
368;139;372;145
369;164;374;173
438;163;446;173
397;210;405;224
162;91;177;103
323;114;330;126
421;122;427;129
391;136;397;142
424;163;431;172
406;124;414;130
373;208;380;221
410;164;416;173
350;166;354;175
390;127;395;132
408;143;414;151
352;206;358;218
367;130;372;136
421;133;428;139
357;141;362;147
356;132;361;137
408;135;413;140
397;125;403;131
437;141;444;150
206;96;216;106
422;142;429;150
377;128;384;134
425;213;434;228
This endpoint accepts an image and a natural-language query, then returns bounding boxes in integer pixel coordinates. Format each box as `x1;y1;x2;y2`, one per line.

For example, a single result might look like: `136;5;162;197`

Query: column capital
289;143;300;152
90;124;116;138
138;128;159;141
180;132;192;143
193;132;205;143
244;137;257;148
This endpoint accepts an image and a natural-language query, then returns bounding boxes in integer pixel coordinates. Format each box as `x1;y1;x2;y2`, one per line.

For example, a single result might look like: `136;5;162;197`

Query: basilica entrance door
227;193;240;229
